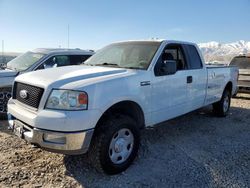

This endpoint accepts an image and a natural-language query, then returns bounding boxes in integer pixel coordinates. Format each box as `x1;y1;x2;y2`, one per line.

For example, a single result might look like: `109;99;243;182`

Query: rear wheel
88;114;140;174
232;93;237;98
213;89;231;117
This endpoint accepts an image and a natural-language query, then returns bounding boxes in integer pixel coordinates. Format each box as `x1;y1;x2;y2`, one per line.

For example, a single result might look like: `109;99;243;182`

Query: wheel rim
0;91;11;113
223;95;230;112
109;128;134;164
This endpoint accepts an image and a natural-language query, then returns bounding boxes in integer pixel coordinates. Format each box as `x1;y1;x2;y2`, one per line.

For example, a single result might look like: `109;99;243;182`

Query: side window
185;45;203;69
154;44;187;76
70;55;92;65
37;55;70;70
54;56;70;67
163;45;187;71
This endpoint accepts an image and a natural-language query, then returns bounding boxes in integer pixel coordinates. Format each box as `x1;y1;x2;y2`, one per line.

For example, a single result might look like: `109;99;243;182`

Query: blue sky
1;0;250;52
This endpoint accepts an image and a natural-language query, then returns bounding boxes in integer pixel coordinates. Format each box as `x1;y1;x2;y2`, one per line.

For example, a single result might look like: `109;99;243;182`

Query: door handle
140;81;151;86
187;76;193;84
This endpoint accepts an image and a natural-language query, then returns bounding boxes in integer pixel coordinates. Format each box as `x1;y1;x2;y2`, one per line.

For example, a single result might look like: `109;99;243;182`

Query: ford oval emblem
20;90;28;99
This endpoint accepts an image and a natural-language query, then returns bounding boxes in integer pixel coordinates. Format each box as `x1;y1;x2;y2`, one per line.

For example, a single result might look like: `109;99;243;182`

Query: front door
151;43;190;125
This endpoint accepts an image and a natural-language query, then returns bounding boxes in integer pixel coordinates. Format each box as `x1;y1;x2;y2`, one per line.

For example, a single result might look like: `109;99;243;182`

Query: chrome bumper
8;114;94;155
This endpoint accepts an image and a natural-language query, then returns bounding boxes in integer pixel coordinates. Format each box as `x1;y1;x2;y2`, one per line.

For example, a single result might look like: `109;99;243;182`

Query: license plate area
13;120;25;138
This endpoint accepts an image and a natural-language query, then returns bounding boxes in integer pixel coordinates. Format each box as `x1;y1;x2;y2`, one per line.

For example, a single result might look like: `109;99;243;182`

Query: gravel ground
0;94;250;188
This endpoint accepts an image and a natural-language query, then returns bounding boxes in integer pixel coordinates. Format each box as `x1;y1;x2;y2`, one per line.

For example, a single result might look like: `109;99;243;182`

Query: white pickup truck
8;40;238;174
0;48;94;118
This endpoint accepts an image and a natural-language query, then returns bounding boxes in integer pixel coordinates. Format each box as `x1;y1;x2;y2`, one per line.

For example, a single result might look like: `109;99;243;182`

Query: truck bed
205;65;238;105
238;69;250;93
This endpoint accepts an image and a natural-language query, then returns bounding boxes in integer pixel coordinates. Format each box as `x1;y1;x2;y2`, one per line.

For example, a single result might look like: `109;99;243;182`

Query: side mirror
160;60;177;75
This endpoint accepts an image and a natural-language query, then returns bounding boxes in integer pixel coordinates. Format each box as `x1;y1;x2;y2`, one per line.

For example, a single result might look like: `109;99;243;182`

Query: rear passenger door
183;44;207;111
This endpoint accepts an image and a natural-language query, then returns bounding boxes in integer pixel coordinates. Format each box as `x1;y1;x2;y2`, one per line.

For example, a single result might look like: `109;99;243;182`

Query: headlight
46;89;88;110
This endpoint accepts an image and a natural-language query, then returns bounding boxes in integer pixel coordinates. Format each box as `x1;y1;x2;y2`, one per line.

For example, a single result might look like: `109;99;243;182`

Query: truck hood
0;69;18;78
15;65;131;88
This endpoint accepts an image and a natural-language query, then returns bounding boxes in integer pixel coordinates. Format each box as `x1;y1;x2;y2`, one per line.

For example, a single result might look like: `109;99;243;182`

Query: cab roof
31;48;94;55
112;39;197;46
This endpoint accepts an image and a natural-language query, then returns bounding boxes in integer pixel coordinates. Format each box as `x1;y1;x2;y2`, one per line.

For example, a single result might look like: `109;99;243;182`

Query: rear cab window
183;44;203;69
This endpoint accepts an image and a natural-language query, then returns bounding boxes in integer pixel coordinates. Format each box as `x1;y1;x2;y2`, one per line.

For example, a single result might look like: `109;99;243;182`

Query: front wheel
213;89;231;117
88;114;140;174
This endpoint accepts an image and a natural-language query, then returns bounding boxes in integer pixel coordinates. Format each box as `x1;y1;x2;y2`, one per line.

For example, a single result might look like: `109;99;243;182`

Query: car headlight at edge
45;89;88;110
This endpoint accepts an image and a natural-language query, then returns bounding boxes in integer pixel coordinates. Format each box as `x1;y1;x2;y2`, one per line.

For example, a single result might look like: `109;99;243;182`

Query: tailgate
238;69;250;86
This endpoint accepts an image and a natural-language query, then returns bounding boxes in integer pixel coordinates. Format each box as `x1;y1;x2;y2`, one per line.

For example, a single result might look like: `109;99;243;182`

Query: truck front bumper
8;114;94;155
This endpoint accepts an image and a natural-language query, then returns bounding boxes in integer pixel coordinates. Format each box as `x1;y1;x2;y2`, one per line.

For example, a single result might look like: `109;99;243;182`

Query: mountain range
1;42;250;64
198;40;250;63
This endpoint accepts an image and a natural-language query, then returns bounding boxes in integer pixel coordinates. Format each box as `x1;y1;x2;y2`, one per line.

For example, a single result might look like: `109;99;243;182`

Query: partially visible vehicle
0;48;94;118
230;55;250;95
0;55;18;69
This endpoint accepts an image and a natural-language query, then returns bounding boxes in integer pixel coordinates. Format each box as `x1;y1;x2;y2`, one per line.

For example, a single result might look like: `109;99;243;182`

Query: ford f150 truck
0;48;94;118
8;40;238;174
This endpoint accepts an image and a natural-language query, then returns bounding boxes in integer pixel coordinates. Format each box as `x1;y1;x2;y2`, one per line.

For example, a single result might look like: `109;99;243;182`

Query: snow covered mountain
198;40;250;63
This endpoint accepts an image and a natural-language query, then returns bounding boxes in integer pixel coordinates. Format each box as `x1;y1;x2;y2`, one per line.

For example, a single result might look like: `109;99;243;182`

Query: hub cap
109;128;134;164
0;91;12;113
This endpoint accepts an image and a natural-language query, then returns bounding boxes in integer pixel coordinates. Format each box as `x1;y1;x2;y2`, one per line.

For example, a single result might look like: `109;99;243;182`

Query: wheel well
225;82;233;94
96;101;145;130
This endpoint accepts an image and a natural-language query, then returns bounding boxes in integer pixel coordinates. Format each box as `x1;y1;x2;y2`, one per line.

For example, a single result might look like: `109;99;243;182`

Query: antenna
67;24;70;49
1;40;4;64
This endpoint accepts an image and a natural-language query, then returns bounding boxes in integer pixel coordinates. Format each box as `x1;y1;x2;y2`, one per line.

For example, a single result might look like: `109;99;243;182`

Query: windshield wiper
95;62;119;67
6;66;19;72
84;63;95;66
122;66;140;70
6;66;12;70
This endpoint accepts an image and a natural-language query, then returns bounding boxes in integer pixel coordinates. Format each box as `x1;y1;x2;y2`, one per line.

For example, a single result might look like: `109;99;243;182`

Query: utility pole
67;24;70;49
1;40;4;64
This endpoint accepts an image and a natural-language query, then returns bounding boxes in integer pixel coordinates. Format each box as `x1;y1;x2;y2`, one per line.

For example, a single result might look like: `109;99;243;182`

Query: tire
0;113;7;120
232;93;237;98
0;87;12;120
232;89;237;98
88;114;140;175
0;97;9;120
232;87;239;98
213;89;231;117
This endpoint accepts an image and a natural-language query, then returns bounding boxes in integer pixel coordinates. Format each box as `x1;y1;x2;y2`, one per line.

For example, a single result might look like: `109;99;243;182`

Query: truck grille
13;82;44;109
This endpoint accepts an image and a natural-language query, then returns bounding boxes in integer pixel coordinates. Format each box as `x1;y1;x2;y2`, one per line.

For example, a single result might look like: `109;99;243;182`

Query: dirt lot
0;94;250;188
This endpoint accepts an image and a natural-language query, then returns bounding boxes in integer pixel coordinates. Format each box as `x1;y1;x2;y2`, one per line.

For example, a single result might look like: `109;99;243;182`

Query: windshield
84;41;161;70
7;51;45;71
